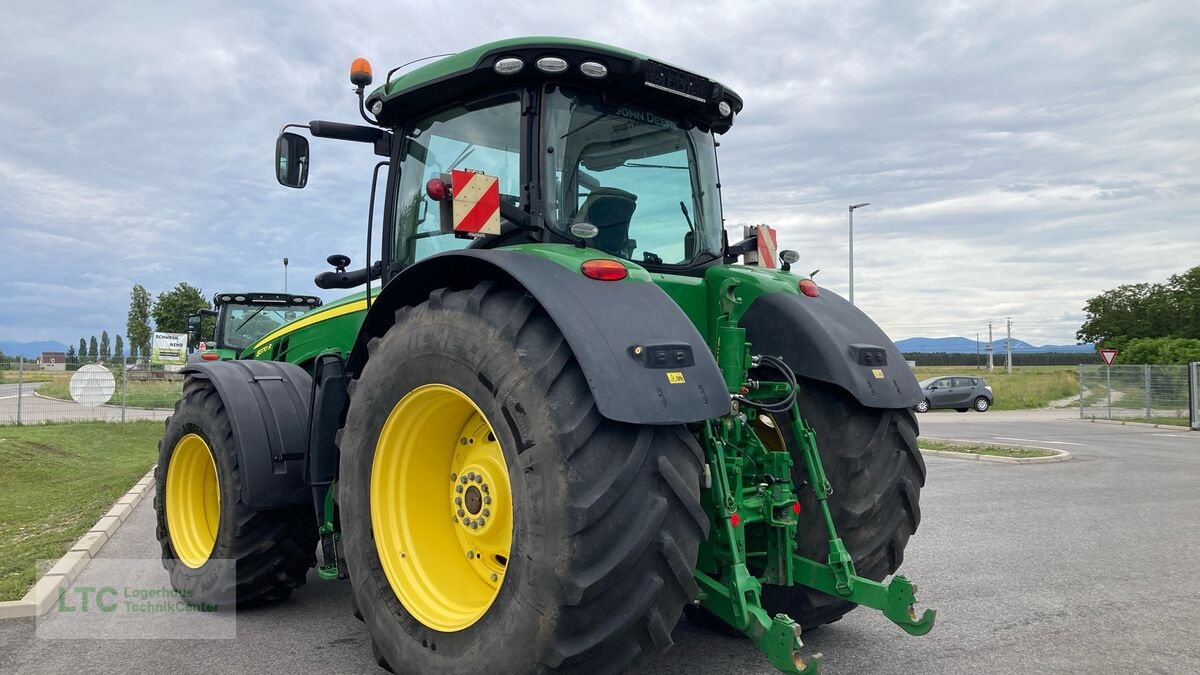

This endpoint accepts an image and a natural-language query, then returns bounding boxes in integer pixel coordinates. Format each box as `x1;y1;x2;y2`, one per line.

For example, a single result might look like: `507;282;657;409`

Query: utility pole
976;332;981;370
848;203;869;305
987;323;994;372
283;257;289;294
1006;317;1013;375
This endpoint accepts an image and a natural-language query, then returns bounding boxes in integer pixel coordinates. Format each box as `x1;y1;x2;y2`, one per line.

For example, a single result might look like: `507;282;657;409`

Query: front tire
760;378;925;630
339;282;708;673
914;399;930;413
154;377;317;606
974;396;990;412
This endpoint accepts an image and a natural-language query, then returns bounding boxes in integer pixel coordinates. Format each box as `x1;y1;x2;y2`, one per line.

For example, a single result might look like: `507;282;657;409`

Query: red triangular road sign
1099;349;1118;366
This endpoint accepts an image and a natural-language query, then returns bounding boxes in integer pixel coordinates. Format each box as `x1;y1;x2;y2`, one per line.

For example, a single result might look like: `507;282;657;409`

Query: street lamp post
283;257;289;294
848;202;869;305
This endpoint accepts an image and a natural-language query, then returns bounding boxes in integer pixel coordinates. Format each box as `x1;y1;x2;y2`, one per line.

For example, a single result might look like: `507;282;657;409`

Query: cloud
0;0;1197;348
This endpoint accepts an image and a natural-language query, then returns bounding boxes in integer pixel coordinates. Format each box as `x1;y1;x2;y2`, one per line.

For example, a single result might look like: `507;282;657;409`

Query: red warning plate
451;170;501;235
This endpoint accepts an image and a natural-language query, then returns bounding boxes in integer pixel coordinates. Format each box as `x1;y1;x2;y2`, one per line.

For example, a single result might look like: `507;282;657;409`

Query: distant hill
0;340;71;359
895;336;1095;354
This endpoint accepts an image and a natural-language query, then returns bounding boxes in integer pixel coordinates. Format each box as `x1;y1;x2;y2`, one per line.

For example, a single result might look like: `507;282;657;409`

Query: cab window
393;98;521;267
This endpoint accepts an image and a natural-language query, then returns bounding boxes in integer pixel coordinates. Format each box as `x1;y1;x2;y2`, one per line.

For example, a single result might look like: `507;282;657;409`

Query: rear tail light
201;352;220;361
799;279;820;297
580;259;628;281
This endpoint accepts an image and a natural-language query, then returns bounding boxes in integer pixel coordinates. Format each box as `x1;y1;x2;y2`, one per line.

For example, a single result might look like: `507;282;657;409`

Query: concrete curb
919;437;1072;464
0;466;156;620
1076;417;1195;431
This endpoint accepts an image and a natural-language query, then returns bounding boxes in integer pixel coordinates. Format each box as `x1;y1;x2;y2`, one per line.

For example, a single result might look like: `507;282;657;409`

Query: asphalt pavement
1;410;1197;674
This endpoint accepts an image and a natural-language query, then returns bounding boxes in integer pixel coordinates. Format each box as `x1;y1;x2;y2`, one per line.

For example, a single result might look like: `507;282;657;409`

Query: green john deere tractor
155;37;934;674
184;291;322;362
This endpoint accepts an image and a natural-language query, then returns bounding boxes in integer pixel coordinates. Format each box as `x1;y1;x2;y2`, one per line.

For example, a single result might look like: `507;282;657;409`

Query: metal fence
0;355;182;426
1078;363;1199;429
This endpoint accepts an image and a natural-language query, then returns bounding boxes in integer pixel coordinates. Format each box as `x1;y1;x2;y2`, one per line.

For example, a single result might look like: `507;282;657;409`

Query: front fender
181;360;312;509
349;249;730;425
739;289;922;409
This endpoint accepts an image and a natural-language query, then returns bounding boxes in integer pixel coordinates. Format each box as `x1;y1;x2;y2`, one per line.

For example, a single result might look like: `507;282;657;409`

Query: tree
1076;266;1200;348
66;344;76;364
114;335;124;361
88;335;98;359
127;284;153;358
99;331;111;360
78;338;87;362
1120;337;1200;365
151;282;208;334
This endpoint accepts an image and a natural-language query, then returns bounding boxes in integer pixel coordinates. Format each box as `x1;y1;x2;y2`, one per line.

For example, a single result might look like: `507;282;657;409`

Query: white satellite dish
69;364;116;408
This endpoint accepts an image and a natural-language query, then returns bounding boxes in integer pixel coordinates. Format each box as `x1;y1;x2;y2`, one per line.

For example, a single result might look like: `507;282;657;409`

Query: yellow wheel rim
165;433;221;569
372;384;514;632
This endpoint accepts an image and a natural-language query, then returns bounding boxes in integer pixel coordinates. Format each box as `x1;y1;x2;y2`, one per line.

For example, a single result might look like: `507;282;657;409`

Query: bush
1119;337;1200;365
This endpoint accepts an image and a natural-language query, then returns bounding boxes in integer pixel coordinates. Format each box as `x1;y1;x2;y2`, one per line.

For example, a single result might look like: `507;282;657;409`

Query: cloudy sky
1;1;1196;347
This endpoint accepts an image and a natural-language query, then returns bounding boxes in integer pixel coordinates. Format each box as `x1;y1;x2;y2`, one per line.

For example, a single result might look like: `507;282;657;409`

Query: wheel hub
372;384;513;632
164;433;220;569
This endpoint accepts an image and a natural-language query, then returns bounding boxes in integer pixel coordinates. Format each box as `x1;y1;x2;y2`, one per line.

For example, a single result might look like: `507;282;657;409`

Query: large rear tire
154;377;317;606
339;282;708;674
760;377;925;630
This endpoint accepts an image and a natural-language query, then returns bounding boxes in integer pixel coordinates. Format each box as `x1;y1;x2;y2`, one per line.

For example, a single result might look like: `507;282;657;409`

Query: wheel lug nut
483;496;492;505
461;476;468;484
490;573;498;582
460;438;467;445
474;475;482;484
462;517;470;526
478;518;486;526
456;485;463;493
470;520;479;529
455;497;462;505
482;485;489;493
467;551;475;559
467;471;476;481
482;509;490;517
457;508;465;517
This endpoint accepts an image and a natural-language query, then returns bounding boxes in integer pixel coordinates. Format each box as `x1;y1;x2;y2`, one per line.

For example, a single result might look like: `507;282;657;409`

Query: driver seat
575;188;637;258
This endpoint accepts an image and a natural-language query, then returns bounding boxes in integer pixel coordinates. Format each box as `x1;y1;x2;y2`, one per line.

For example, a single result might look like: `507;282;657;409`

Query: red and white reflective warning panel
1099;348;1118;366
451;170;501;236
756;224;778;269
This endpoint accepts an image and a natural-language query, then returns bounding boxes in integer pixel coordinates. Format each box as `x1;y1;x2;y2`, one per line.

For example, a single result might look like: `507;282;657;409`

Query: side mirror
275;132;310;188
186;314;202;348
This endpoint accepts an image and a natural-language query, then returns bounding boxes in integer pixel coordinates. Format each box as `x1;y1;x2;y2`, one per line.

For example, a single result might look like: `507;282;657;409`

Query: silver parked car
913;376;993;413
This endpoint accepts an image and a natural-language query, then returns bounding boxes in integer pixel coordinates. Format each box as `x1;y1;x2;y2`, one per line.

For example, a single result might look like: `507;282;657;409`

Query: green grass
0;421;160;600
0;369;65;384
919;439;1057;458
911;365;1080;410
1084;416;1192;427
37;379;182;409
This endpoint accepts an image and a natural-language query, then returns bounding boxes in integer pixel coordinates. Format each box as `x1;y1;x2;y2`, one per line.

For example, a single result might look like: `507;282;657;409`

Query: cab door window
393;98;522;267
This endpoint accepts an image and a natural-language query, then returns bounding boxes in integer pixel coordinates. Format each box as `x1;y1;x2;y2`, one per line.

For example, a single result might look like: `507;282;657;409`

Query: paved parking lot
1;411;1197;674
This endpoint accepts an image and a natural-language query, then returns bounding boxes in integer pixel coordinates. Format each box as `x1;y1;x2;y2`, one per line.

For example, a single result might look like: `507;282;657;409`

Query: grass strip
0;421;160;600
919;439;1057;459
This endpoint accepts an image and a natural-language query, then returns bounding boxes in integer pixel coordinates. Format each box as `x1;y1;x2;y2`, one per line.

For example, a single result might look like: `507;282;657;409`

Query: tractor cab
276;38;742;287
187;292;321;361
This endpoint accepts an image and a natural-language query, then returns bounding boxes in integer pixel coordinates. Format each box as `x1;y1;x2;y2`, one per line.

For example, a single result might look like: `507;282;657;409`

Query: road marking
1151;433;1195;438
0;395;21;400
993;436;1086;447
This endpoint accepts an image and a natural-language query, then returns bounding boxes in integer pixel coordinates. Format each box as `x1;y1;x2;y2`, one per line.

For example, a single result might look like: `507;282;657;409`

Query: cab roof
366;36;743;134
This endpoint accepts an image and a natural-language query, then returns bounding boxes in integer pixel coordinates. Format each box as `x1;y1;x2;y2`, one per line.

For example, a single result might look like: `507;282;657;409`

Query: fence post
1190;362;1199;431
1078;364;1084;419
120;358;127;423
1144;364;1152;420
16;356;23;425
